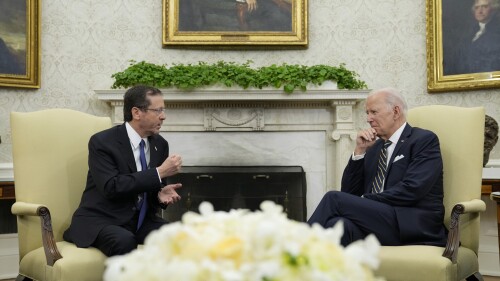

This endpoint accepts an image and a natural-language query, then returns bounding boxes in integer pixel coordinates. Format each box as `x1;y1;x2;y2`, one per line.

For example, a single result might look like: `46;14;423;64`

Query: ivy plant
111;60;367;94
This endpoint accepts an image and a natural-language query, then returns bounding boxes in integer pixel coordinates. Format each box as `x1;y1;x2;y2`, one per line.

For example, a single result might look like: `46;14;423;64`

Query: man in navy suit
64;85;183;256
307;87;447;247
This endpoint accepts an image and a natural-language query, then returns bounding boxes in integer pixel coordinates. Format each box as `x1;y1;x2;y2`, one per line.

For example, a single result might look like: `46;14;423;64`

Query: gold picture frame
426;0;500;92
0;0;40;89
162;0;307;47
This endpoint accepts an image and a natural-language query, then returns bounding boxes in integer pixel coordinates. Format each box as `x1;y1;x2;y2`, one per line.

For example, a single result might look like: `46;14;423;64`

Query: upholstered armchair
375;105;486;281
10;109;112;281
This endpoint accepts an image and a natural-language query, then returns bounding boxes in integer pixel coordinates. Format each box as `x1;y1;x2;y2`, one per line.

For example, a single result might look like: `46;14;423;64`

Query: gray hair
368;87;408;117
472;0;500;12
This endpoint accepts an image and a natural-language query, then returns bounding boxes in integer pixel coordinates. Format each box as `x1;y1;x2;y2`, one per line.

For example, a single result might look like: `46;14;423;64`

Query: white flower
104;201;383;281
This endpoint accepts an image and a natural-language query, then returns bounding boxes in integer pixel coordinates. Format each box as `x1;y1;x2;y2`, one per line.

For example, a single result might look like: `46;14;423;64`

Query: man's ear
131;107;142;120
393;105;402;119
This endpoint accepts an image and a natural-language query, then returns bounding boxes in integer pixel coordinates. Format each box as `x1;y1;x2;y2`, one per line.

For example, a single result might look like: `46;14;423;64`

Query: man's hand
158;183;182;205
157;154;182;178
247;0;257;11
354;128;378;155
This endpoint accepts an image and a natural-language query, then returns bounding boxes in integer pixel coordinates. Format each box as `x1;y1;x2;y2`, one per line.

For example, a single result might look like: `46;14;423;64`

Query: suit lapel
117;124;137;173
148;136;161;168
387;124;412;171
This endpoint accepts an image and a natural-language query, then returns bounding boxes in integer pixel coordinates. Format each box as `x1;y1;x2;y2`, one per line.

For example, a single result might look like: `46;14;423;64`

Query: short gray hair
472;0;500;11
368;87;408;117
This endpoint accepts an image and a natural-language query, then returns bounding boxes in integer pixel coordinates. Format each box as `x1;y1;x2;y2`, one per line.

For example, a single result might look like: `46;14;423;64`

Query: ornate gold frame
162;0;307;47
0;0;40;88
426;0;500;92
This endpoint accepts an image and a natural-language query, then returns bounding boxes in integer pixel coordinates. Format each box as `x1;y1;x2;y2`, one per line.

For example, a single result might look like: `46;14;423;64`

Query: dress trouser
307;190;402;246
93;213;168;257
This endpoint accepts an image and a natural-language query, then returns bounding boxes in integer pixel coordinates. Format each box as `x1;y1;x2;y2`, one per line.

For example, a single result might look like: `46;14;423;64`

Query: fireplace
163;166;307;222
96;86;368;218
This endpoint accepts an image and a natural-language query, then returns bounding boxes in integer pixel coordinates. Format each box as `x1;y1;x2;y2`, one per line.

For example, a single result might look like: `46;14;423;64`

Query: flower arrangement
104;201;382;281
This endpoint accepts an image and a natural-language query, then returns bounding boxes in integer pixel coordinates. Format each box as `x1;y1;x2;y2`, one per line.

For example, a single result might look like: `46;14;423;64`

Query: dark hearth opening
163;166;307;222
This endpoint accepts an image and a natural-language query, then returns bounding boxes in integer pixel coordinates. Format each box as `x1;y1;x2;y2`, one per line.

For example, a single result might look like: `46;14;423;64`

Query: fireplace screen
163;166;307;222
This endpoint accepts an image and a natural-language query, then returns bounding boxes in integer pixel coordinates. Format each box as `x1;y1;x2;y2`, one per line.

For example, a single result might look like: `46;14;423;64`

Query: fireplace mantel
95;87;369;214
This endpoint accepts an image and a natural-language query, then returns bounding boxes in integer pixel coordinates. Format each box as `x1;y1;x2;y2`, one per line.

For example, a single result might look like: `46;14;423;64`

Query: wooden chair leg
16;274;33;281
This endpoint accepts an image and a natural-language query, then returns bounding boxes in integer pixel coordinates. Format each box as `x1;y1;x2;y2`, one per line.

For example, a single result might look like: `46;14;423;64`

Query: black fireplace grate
163;166;307;222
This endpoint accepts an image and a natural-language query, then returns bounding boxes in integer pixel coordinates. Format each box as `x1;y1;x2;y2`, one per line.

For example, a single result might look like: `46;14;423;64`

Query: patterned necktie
137;139;148;230
371;140;392;194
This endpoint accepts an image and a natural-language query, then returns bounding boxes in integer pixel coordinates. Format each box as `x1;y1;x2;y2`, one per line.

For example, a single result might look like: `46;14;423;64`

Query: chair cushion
375;246;479;281
19;241;106;281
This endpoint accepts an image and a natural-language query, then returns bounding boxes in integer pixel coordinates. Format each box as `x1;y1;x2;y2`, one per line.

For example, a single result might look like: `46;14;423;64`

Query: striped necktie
371;140;392;193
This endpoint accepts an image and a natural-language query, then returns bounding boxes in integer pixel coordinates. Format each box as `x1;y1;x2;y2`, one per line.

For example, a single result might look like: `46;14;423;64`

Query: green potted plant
111;60;367;94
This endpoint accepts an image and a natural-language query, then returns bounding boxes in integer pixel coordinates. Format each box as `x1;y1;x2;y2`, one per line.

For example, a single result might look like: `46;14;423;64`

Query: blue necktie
371;140;392;193
137;139;148;230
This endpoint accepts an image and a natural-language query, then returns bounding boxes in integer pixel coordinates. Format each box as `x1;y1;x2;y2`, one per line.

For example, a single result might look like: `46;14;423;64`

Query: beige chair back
11;109;111;260
407;105;484;253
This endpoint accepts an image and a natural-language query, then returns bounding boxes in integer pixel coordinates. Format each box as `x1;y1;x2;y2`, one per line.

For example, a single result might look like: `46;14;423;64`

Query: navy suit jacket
341;124;447;246
64;124;169;248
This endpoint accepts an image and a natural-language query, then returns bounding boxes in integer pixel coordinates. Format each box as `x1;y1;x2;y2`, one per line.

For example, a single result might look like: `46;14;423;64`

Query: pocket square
393;154;405;163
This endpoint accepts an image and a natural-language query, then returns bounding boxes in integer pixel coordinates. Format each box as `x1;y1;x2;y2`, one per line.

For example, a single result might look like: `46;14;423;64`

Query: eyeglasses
143;108;166;115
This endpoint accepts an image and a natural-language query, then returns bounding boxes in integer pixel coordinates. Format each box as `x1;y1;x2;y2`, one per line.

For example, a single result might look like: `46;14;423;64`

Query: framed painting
426;0;500;92
0;0;40;89
162;0;308;47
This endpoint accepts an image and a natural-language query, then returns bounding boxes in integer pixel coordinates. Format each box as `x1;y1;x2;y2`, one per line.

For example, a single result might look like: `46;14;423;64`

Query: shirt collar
125;122;148;150
388;122;407;145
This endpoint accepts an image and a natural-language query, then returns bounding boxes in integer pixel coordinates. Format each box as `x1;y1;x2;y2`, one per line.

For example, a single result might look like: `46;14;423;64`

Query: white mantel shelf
95;88;369;103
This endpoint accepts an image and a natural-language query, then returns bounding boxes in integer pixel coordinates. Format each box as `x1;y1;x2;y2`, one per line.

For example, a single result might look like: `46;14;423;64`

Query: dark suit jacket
64;124;169;248
341;124;447;246
445;15;500;75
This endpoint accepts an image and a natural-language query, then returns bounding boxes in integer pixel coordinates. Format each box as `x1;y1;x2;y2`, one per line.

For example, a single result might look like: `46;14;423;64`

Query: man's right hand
247;0;257;11
354;128;378;155
158;154;182;178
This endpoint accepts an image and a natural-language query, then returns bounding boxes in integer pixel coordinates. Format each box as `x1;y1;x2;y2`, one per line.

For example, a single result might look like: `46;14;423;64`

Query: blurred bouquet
104;201;382;281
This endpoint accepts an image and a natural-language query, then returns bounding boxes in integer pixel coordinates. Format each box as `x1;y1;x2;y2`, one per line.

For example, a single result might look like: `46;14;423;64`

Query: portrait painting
0;0;40;88
163;0;307;46
427;0;500;92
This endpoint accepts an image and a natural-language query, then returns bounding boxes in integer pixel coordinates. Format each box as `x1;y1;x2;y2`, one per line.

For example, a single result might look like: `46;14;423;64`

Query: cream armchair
375;105;486;281
10;109;111;281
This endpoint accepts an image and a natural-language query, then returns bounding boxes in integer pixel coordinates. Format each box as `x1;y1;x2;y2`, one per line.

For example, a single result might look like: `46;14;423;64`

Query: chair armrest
11;201;46;216
11;201;63;266
442;199;486;263
491;192;500;202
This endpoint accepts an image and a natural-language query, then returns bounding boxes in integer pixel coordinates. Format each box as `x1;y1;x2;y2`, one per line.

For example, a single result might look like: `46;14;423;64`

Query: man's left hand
158;183;182;205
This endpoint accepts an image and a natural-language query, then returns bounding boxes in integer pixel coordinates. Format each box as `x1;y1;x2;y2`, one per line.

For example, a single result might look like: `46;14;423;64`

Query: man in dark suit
64;85;183;256
445;0;500;75
307;87;447;247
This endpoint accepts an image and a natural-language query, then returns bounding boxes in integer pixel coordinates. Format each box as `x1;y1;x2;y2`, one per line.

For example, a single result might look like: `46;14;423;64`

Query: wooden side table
491;192;500;262
0;181;16;233
0;181;15;199
482;179;500;195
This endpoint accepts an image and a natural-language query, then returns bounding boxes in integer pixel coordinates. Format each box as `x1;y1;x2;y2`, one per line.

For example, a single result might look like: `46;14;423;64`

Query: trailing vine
111;60;367;94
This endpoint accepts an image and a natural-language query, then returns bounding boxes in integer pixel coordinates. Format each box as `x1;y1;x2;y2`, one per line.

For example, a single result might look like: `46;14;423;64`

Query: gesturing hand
158;183;182;205
247;0;257;11
158;154;182;178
